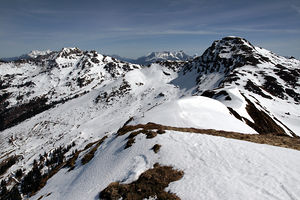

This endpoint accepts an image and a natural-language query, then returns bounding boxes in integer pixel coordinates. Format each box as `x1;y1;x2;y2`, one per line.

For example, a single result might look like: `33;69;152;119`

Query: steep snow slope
31;130;300;200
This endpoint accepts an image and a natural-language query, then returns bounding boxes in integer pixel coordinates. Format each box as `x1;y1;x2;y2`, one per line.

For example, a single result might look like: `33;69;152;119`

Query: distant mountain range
1;50;52;61
111;50;193;65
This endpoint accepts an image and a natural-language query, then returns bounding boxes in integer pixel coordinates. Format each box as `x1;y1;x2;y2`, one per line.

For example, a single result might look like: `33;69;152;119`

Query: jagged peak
60;47;81;52
146;50;189;57
141;51;191;63
59;47;83;54
218;36;253;46
197;36;274;69
208;36;256;57
57;47;84;59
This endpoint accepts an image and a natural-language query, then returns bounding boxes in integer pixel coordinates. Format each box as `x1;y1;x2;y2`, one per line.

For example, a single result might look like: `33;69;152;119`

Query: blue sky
1;0;300;58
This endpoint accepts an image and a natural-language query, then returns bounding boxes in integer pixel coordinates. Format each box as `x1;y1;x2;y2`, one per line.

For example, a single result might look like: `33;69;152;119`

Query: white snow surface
30;131;300;200
133;96;255;133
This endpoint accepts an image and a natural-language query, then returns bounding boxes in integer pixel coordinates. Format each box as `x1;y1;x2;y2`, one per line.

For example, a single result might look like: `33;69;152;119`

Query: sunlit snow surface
31;131;300;200
133;96;255;133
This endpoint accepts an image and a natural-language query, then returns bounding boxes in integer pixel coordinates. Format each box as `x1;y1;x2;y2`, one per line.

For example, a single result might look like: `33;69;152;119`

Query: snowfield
133;96;256;134
31;130;300;200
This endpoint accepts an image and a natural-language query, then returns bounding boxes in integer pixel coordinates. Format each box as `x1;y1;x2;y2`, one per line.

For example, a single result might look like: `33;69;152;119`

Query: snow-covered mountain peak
28;50;52;58
145;50;191;61
175;36;300;136
133;50;192;65
109;50;192;65
200;36;264;66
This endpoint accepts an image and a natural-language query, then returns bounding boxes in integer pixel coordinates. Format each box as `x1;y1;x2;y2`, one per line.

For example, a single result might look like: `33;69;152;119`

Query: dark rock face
156;60;186;72
262;75;285;99
244;97;290;135
201;90;231;100
245;80;272;99
0;97;52;131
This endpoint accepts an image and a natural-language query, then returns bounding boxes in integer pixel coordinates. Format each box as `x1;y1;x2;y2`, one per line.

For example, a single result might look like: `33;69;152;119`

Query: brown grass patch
82;136;107;165
65;151;81;171
65;136;108;170
99;163;183;200
152;144;161;153
121;128;165;149
117;122;300;151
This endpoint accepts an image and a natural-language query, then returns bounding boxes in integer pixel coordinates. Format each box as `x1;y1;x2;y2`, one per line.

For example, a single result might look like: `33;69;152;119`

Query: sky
0;0;300;59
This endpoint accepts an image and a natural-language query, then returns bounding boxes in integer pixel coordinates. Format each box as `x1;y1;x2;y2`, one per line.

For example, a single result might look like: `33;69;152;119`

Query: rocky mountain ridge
0;36;300;200
0;47;140;131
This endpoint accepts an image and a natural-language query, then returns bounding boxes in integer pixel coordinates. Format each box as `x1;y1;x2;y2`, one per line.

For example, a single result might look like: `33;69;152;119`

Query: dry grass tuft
82;136;107;165
99;163;183;200
122;128;165;149
65;151;80;171
152;144;161;153
117;122;300;151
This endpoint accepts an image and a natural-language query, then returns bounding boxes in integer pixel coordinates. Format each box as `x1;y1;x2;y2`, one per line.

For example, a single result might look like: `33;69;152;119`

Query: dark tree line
1;142;76;198
0;180;21;200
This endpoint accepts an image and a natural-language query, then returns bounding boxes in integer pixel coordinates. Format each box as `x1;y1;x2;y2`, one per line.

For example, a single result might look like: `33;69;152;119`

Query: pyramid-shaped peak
213;36;255;51
200;36;258;62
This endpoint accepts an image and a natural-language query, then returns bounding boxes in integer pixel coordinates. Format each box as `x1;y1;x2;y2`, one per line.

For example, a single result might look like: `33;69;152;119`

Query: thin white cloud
110;28;218;36
147;29;218;35
291;5;300;14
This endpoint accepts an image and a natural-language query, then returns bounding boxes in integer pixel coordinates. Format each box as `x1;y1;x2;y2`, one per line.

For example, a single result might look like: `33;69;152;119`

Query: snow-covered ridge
0;47;141;130
0;36;300;200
